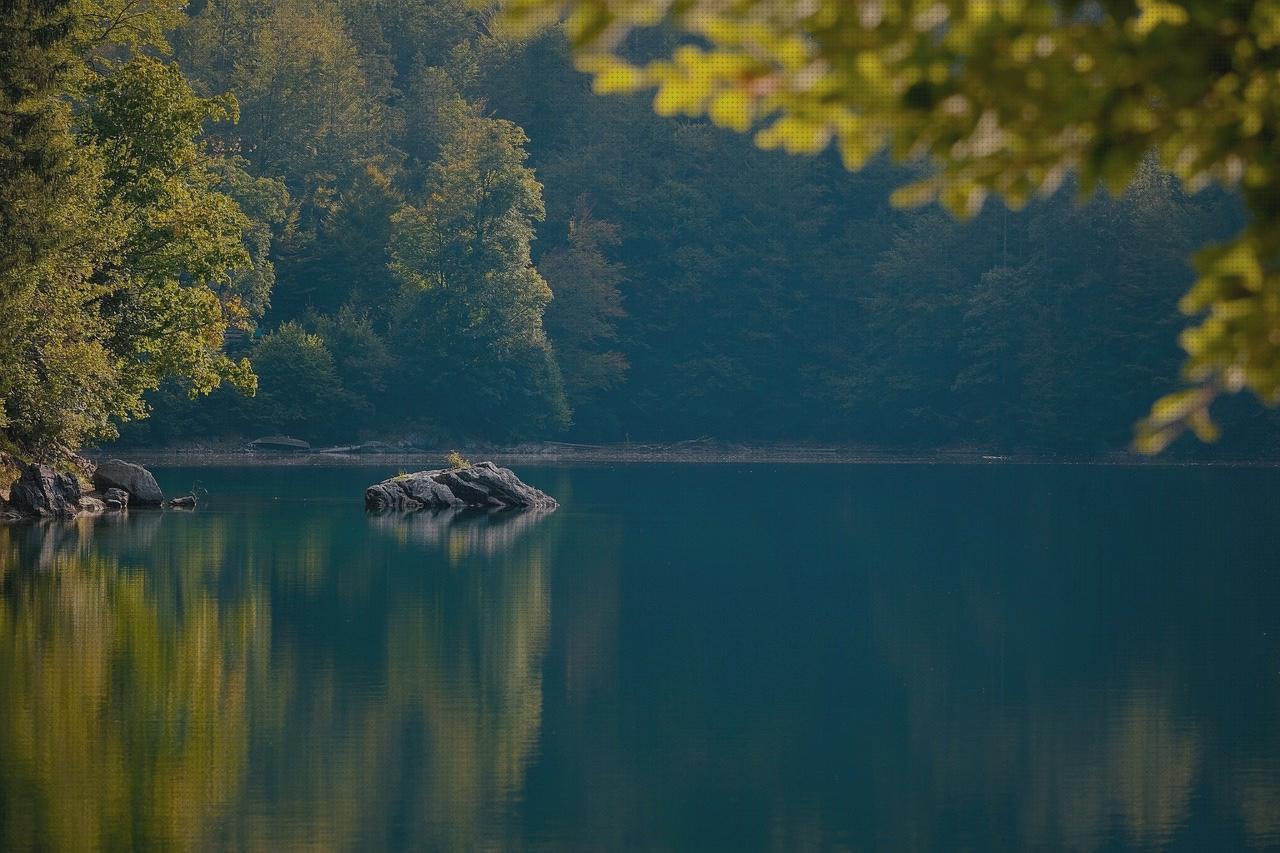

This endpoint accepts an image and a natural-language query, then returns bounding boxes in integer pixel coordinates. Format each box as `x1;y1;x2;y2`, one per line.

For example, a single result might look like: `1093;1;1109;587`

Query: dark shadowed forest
4;0;1275;457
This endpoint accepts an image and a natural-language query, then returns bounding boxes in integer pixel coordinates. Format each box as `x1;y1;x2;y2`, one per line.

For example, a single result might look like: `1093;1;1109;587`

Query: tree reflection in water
0;519;260;852
0;502;555;851
2;464;1280;851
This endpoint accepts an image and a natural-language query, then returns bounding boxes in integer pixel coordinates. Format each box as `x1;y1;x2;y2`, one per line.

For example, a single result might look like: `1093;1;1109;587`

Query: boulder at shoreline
365;462;558;511
2;457;168;520
92;459;164;505
9;464;81;517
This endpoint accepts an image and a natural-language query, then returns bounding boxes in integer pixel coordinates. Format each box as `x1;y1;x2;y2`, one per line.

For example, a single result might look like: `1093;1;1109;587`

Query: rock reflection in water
1;509;165;570
369;506;556;561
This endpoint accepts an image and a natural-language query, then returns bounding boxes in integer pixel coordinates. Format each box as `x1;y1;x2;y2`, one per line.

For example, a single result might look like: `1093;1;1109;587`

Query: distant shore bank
95;442;1280;468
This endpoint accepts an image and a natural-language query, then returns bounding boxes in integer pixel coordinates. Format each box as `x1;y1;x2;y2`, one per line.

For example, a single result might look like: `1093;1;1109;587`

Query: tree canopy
0;0;256;458
495;0;1280;451
4;0;1272;458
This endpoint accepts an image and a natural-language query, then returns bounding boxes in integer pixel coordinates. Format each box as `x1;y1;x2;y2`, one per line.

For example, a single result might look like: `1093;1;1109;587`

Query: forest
3;0;1276;458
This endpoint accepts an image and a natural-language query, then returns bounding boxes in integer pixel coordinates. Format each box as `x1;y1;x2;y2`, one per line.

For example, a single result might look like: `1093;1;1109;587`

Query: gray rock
366;461;557;511
9;464;80;517
92;459;163;505
168;495;197;509
249;435;310;452
79;496;107;514
316;441;394;455
400;474;464;508
104;488;129;509
58;472;80;503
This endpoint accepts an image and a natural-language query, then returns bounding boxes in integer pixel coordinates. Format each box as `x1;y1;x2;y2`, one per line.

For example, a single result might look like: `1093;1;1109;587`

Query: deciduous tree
389;115;569;436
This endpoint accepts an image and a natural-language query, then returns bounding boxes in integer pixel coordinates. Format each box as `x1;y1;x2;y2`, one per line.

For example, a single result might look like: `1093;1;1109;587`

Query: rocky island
365;462;558;511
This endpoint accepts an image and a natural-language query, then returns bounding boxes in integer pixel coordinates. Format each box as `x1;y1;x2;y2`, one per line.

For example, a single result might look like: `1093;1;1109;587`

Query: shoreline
95;444;1280;468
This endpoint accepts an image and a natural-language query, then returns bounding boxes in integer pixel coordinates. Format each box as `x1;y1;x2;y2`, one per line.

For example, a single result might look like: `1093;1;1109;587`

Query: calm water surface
3;463;1280;851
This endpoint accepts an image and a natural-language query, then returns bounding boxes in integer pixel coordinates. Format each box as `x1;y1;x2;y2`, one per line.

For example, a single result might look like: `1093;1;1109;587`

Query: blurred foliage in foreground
495;0;1280;452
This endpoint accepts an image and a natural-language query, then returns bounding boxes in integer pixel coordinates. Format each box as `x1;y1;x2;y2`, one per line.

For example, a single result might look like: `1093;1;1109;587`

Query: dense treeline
0;0;257;458
3;1;1272;456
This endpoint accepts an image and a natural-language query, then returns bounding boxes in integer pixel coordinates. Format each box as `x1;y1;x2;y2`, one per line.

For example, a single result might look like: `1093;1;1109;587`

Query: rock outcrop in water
365;462;558;511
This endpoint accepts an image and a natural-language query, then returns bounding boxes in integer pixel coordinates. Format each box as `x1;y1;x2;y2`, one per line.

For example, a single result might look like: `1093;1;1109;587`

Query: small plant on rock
446;450;470;470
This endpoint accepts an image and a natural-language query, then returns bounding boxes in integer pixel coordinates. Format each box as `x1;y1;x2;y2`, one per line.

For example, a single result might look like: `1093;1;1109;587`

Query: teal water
3;463;1280;851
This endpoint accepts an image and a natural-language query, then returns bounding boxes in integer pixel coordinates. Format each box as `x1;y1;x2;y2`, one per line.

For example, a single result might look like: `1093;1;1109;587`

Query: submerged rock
104;488;129;510
9;464;80;517
365;462;558;511
249;435;310;453
92;459;163;505
168;494;197;509
316;441;395;455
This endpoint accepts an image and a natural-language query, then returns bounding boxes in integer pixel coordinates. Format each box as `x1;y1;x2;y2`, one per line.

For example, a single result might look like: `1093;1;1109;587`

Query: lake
2;463;1280;851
